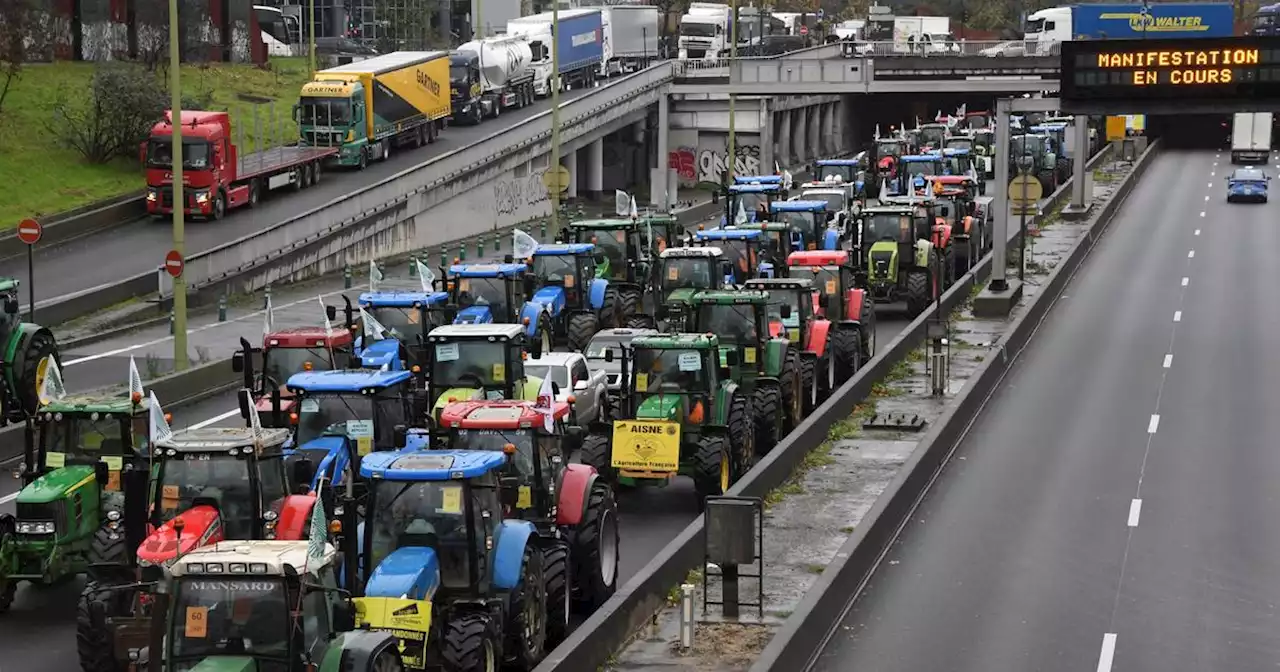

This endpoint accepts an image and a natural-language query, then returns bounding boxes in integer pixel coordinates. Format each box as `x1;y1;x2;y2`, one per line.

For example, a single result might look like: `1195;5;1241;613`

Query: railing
845;39;1060;58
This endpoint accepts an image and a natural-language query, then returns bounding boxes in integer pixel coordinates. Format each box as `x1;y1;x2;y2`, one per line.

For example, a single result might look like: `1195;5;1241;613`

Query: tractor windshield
803;267;843;309
661;257;715;293
760;290;802;328
294;395;378;446
904;161;941;178
1012;135;1045;157
367;480;481;589
934;197;963;224
576;229;627;279
816;164;855;182
945;138;973;152
943;155;972;175
531;254;578;285
964;114;991;129
729;191;770;220
715;240;757;283
169;577;290;661
802;191;846;214
632;348;711;394
919;126;947;148
453;428;539;478
432;340;509;388
972;132;993;150
264;346;333;386
155;454;256;539
876;140;904;157
454;277;511;318
864;212;913;242
774;211;823;241
44;414;131;458
365;306;439;340
695;304;759;345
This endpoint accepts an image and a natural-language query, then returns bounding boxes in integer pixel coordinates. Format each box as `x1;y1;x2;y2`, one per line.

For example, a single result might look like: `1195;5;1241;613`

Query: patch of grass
804;563;826;574
839;525;855;533
1;57;312;225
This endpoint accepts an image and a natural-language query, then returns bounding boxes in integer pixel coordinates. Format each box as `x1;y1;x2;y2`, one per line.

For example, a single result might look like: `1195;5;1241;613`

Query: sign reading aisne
1061;35;1280;103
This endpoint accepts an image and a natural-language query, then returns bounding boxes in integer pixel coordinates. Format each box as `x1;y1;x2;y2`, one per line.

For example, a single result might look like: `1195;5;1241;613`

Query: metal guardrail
844;39;1059;58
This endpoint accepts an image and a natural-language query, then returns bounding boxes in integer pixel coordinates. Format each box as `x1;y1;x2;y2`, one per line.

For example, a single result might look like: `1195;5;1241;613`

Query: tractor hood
360;338;401;369
664;287;698;306
867;240;899;281
432;377;543;413
636;394;683;421
453;305;493;324
363;546;441;600
137;505;224;567
16;464;96;504
177;657;258;672
299;435;353;487
530;285;566;314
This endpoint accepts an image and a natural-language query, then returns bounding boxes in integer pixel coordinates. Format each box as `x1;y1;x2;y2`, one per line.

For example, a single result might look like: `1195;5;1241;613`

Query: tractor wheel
76;581;124;672
614;288;641;327
540;539;571;647
905;270;931;317
752;385;782;456
18;329;58;417
566;313;599;353
600;287;620;327
370;647;405;671
831;328;861;383
1056;157;1072;182
779;349;803;430
1036;169;1056;193
859;293;877;362
579;433;615;481
726;391;754;476
87;526;130;584
625;316;655;330
569;482;619;611
442;613;499;672
691;435;731;501
800;356;818;414
504;543;546;668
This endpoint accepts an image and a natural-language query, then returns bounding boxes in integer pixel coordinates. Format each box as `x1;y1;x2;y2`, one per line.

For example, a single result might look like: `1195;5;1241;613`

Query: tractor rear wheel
625;316;655;329
726;391;754;476
504;544;546;668
800;356;817;414
566;313;599;352
905;270;931;317
780;349;803;430
579;433;614;481
570;482;618;611
17;329;58;417
540;539;571;647
614;288;641;327
831;328;861;382
442;613;498;672
691;435;731;501
600;287;621;327
752;385;782;456
87;526;130;584
76;581;125;672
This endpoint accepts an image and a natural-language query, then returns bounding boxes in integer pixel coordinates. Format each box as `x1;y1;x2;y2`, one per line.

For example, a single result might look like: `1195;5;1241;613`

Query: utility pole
168;0;188;371
549;3;563;238
727;0;739;183
309;0;317;74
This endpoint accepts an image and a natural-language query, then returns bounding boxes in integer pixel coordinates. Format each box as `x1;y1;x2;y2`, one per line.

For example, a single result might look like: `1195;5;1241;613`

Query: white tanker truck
449;34;536;125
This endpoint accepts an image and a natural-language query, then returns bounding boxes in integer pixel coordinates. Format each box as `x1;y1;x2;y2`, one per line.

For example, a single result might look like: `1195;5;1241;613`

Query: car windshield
1233;169;1266;181
632;348;710;393
367;480;477;589
761;289;802;327
904;161;940;177
817;165;855;182
147;139;212;170
294;395;375;446
524;363;570;388
170;577;290;661
44;414;131;458
876;140;905;156
532;254;578;284
661;257;715;292
264;346;333;387
576;229;626;278
585;337;627;372
454;277;510;317
449;65;469;86
803;192;846;213
156;454;255;539
298;97;352;125
695;303;758;344
432;340;510;389
864;211;912;242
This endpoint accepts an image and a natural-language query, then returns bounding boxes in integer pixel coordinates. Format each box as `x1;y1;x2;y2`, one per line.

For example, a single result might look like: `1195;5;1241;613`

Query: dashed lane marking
1163;354;1173;368
1128;499;1143;527
1097;633;1118;672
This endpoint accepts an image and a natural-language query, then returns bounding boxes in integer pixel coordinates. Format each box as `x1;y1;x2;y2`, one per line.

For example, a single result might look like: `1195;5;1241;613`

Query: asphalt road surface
0;87;598;304
813;149;1280;672
0;312;911;670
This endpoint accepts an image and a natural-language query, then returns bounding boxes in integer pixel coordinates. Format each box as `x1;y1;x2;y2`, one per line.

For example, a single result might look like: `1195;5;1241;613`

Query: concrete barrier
0;194;146;263
534;143;1115;672
750;139;1161;672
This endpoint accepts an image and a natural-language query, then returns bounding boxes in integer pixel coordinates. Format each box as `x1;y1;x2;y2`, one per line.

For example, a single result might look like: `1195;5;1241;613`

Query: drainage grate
862;413;928;431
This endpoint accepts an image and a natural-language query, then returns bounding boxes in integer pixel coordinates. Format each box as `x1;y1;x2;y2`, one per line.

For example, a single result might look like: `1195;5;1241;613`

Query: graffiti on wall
696;134;762;183
492;170;551;219
669;147;697;186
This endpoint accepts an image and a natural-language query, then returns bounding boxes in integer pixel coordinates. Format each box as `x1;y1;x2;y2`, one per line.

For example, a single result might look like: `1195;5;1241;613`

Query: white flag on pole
263;293;275;337
734;198;748;226
39;355;65;405
416;260;436;292
242;388;263;445
534;373;555;433
614;190;629;216
358;306;387;341
128;356;144;399
149;390;171;444
369;260;383;292
512;229;539;259
305;494;328;567
629;196;638;220
319;296;334;340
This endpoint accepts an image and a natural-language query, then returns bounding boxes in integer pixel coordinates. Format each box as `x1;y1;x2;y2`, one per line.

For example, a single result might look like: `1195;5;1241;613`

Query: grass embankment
0;56;312;227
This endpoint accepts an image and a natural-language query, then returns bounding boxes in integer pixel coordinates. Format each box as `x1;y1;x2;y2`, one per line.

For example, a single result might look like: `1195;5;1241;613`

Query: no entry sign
165;249;184;278
17;219;41;245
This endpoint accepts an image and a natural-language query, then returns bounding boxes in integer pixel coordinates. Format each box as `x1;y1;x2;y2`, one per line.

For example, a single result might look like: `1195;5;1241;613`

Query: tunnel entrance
1143;114;1234;149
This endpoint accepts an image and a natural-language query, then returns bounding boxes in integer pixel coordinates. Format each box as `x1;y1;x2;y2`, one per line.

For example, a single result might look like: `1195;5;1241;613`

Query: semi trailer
450;34;536;124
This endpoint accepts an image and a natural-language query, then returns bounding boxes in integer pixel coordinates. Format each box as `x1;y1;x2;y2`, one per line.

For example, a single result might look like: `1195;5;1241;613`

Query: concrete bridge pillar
807;104;821;161
822;104;835;156
760;98;773;175
587;137;604;201
652;93;671;210
633;120;648;188
563;147;579;200
794;108;808;164
777;110;792;169
832;100;845;155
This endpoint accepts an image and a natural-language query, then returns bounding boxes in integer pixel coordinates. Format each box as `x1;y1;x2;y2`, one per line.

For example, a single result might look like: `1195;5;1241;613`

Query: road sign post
17;218;41;322
165;250;184;279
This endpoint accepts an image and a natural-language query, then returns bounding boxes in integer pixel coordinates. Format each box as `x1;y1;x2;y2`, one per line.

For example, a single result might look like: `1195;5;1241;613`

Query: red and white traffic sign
799;25;809;35
16;219;41;245
165;249;184;278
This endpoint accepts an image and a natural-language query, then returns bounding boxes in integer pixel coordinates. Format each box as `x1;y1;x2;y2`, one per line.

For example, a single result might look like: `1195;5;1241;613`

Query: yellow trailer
298;51;451;168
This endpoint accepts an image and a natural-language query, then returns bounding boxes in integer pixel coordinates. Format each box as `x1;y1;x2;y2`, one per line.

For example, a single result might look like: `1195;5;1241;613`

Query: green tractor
562;217;684;326
0;277;59;421
1010;132;1061;192
652;246;734;331
580;333;754;502
687;290;803;454
856;202;946;317
0;379;156;612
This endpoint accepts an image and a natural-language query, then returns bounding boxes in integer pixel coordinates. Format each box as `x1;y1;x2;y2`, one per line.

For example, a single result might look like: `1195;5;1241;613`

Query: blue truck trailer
1025;3;1234;54
507;8;605;97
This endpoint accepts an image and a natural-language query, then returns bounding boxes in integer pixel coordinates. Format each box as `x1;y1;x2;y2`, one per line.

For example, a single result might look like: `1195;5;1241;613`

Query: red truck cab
144;110;240;220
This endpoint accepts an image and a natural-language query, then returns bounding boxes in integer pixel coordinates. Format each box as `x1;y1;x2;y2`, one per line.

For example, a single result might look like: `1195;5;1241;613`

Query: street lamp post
309;0;317;74
168;0;188;371
726;0;739;184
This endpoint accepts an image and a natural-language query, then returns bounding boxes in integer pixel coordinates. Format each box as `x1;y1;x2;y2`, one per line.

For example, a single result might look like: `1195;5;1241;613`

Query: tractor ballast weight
786;250;876;380
527;243;615;351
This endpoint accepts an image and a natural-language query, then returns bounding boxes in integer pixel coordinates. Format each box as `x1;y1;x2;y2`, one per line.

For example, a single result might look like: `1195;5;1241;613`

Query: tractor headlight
17;521;55;535
194;190;210;205
106;510;121;522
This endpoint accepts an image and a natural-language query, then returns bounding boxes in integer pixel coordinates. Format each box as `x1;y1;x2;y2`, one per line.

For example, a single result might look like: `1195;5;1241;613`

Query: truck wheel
311;161;321;186
752;384;781;456
504;543;546;668
441;613;498;672
358;148;368;170
540;539;571;646
211;191;226;220
579;433;614;481
247;180;260;208
570;482;618;611
472;105;482;125
380;141;390;162
566;312;598;352
428;121;438;143
493;98;502;118
691;435;731;501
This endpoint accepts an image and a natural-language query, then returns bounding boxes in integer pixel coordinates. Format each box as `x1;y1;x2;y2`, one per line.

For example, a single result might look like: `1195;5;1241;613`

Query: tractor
687;290;803;452
354;449;556;670
968;128;996;178
357;288;454;371
799;178;861;227
527;242;616;350
561;216;683;326
724;182;786;225
1011;132;1061;192
1029;122;1075;185
768;200;844;252
693;227;784;283
580;333;754;502
811;158;869;198
917;122;950;151
0;277;59;422
855;201;947;317
445;263;552;354
893;154;946;197
939;147;985;194
0;388;157;612
76;425;321;672
136;540;406;671
233;320;357;428
928;178;990;274
424;324;545;423
439;399;620;626
652;246;734;330
786;250;876;379
743;277;838;410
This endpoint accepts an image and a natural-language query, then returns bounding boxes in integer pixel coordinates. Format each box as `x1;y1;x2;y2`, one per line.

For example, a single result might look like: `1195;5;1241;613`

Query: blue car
1226;167;1270;203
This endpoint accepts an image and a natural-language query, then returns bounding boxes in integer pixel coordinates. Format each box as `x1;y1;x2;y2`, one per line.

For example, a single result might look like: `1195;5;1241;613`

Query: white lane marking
1199;212;1205;217
1148;414;1161;434
0;492;16;505
1194;229;1201;235
1097;633;1118;672
1163;354;1173;368
1205;195;1210;201
1181;277;1189;287
1187;250;1195;259
1174;311;1182;322
1128;499;1143;527
189;408;240;429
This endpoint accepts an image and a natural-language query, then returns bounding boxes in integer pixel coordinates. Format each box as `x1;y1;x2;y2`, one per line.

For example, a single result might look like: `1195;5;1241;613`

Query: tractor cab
743;277;817;342
688;290;785;374
787;250;860;313
1011;132;1061;191
446;263;536;326
425;324;542;422
528;243;613;350
940;147;976;177
656;246;732;328
356;290;452;371
785;249;876;361
234;326;357;426
961;110;992;130
812;159;864;185
769;200;841;252
855;202;945;315
725;182;785;225
917;123;949;151
896;155;946;195
693;227;777;283
800;178;860;217
563;217;679;284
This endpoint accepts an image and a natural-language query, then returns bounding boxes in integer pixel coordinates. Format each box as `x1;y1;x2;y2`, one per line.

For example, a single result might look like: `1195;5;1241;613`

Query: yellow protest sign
788;328;800;343
46;452;65;468
610;420;680;472
825;279;837;295
354;596;432;669
439;485;462;514
492;363;506;381
517;486;532;509
357;437;373;456
634;373;648;390
744;348;756;364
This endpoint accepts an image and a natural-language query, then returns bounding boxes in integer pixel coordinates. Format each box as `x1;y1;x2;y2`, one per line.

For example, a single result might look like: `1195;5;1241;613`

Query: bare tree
47;64;168;164
0;0;37;118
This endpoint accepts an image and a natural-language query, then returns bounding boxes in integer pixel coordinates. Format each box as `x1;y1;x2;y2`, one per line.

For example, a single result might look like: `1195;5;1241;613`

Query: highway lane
0;87;597;303
811;149;1272;672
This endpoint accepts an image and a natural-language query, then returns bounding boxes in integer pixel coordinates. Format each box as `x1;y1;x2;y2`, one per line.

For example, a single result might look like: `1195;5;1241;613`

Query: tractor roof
569;218;635;229
901;155;941;162
733;175;782;184
787;250;850;266
695;228;763;241
940;148;970;156
287;369;411;394
771;200;828;212
42;393;151;416
661;246;723;259
439;399;571;429
533;243;595;256
632;332;720;349
359;291;448;308
1030;123;1067;132
265;327;354;348
171;540;337;577
728;183;782;194
155;427;291;454
692;289;769;304
361;449;506;481
744;277;816;291
428;323;526;340
449;263;527;278
816;159;860;166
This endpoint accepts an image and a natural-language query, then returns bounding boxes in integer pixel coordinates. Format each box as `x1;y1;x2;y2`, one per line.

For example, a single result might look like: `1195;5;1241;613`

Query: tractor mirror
291;458;315;490
393;424;408;449
2;298;17;315
551;382;561;396
332;600;357;632
94;460;109;485
564;425;584;440
498;477;520;508
780;304;792;319
231;352;245;373
325;305;337;321
237;389;252;420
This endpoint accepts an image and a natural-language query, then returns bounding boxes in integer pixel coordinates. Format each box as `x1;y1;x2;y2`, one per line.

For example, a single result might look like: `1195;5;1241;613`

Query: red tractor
234;323;355;428
786;251;876;380
744;277;843;407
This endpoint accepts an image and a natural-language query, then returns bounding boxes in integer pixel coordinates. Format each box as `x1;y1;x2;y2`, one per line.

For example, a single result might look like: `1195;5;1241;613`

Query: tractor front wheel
614;288;641;327
18;328;58;417
88;525;130;584
800;356;818;414
504;544;546;668
752;385;782;456
570;482;619;611
579;433;614;482
727;391;754;476
831;328;861;383
780;349;803;430
566;313;599;353
0;518;14;613
691;435;731;502
905;270;931;317
76;581;125;672
441;613;499;672
540;539;571;647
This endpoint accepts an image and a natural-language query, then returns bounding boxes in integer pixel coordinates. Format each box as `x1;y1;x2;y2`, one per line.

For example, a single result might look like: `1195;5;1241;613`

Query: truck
144;110;338;220
297;51;451;170
1252;3;1280;35
589;5;661;76
678;2;732;60
508;8;605;97
1024;3;1235;56
893;16;957;54
449;34;536;125
1231;112;1273;164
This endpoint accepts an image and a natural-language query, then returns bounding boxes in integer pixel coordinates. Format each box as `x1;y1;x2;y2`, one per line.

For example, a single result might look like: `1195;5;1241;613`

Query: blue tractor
723;182;786;225
356;289;452;371
445;263;553;355
1028;122;1073;185
526;243;615;351
892;154;946;196
352;449;557;670
769;200;843;252
811;158;869;198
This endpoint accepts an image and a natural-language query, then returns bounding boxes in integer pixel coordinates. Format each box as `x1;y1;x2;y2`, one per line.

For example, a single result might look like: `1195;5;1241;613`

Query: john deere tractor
744;277;833;410
652;246;734;331
687;290;803;453
0;277;59;421
856;202;946;317
580;333;754;503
